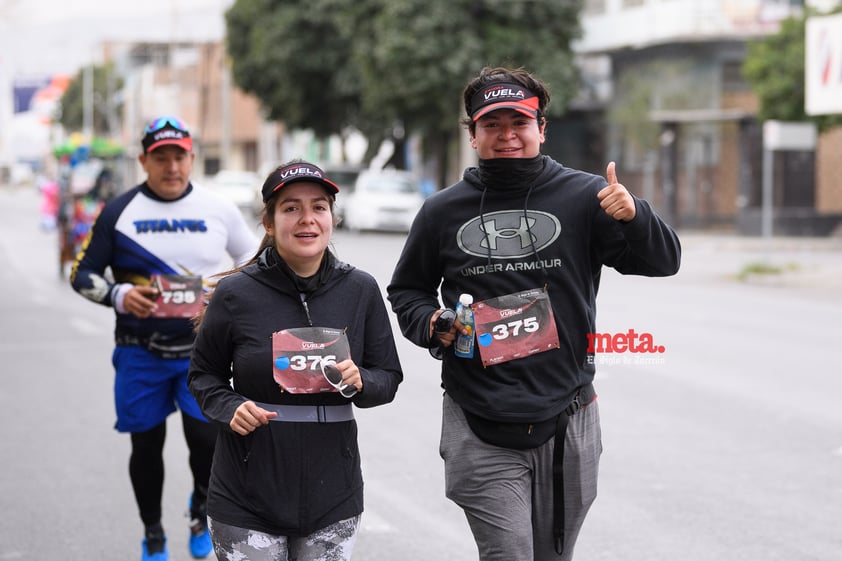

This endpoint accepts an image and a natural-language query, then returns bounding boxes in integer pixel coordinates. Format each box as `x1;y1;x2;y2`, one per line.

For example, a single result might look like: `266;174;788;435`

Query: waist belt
116;334;148;347
563;382;596;416
254;402;354;423
116;334;194;359
553;382;597;555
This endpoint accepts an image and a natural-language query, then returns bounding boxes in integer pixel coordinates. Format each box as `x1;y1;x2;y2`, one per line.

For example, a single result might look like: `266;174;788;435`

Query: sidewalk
678;230;842;251
676;230;842;292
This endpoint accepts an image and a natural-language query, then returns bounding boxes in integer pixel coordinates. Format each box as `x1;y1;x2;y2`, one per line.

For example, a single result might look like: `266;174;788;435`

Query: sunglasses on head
321;362;357;398
144;116;188;134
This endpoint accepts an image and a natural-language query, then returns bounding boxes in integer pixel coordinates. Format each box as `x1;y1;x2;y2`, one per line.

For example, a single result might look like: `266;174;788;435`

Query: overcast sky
0;0;233;79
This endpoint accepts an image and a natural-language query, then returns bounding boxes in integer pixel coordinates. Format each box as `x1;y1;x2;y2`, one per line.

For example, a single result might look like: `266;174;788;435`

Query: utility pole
83;62;93;138
221;52;232;170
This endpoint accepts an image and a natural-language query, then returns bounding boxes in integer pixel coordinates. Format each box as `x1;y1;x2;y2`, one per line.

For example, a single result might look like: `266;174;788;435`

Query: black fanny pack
116;332;195;359
462;383;596;450
463;411;558;449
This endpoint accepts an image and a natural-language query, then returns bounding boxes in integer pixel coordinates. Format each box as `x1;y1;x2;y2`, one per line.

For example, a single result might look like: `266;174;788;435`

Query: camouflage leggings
208;516;360;561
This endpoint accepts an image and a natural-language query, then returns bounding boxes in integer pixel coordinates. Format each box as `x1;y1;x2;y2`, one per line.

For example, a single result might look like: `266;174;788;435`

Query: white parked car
205;170;261;217
342;170;424;233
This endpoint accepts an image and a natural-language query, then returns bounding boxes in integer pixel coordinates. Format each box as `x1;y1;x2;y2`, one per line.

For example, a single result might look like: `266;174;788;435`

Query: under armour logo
479;216;537;251
457;210;561;259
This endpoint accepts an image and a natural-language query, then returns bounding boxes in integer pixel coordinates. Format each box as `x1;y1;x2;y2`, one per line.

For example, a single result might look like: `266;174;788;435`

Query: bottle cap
459;293;473;305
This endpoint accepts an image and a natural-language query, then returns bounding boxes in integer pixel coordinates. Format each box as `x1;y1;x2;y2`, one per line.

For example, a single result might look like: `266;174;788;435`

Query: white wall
576;0;803;54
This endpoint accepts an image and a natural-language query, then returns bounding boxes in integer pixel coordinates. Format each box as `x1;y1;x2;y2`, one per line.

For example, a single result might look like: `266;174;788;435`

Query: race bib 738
149;274;203;319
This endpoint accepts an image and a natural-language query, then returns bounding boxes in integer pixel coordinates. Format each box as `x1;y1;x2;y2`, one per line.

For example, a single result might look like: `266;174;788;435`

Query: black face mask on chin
478;155;544;191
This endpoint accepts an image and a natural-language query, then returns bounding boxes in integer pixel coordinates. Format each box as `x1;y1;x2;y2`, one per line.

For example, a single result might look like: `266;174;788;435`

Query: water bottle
454;293;475;358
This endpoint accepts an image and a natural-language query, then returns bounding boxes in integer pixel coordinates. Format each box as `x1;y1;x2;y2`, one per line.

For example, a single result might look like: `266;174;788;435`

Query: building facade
560;0;842;235
103;40;282;186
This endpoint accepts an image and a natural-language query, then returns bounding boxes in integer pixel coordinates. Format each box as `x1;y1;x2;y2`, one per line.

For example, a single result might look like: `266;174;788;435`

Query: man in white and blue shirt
71;115;258;561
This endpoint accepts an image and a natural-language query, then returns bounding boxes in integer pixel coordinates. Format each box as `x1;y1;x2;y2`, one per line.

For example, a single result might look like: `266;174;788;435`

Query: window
722;61;749;92
584;0;606;14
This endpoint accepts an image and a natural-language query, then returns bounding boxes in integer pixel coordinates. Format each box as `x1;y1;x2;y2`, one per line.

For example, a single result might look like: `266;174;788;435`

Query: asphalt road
1;183;841;560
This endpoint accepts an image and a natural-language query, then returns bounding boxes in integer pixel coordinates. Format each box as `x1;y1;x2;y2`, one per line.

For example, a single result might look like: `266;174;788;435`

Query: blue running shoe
141;534;168;561
188;494;213;559
189;519;212;558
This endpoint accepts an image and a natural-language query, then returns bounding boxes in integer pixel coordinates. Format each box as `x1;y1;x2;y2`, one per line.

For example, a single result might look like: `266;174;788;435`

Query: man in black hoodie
387;67;681;561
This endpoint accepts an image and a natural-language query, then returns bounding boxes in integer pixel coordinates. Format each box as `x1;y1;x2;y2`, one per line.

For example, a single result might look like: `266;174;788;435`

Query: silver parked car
342;169;424;233
205;170;261;217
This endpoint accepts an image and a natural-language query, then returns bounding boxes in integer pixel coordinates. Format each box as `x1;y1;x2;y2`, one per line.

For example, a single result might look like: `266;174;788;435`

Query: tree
225;0;585;181
225;0;361;140
355;0;583;177
743;7;842;132
57;63;122;137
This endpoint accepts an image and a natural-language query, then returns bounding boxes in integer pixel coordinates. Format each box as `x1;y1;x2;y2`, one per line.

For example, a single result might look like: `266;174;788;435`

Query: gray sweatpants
440;393;602;561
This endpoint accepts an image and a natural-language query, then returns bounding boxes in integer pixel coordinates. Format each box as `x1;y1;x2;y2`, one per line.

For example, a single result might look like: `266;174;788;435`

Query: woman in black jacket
188;160;403;561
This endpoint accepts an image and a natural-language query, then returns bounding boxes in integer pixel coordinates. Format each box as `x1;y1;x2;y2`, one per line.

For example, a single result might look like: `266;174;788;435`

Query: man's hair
461;66;551;131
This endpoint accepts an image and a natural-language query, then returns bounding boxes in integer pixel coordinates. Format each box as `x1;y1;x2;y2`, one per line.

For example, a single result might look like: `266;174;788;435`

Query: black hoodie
387;155;680;423
189;247;403;536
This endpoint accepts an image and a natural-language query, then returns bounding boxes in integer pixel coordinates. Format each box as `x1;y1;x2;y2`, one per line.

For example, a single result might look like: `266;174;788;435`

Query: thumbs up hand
597;161;636;222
